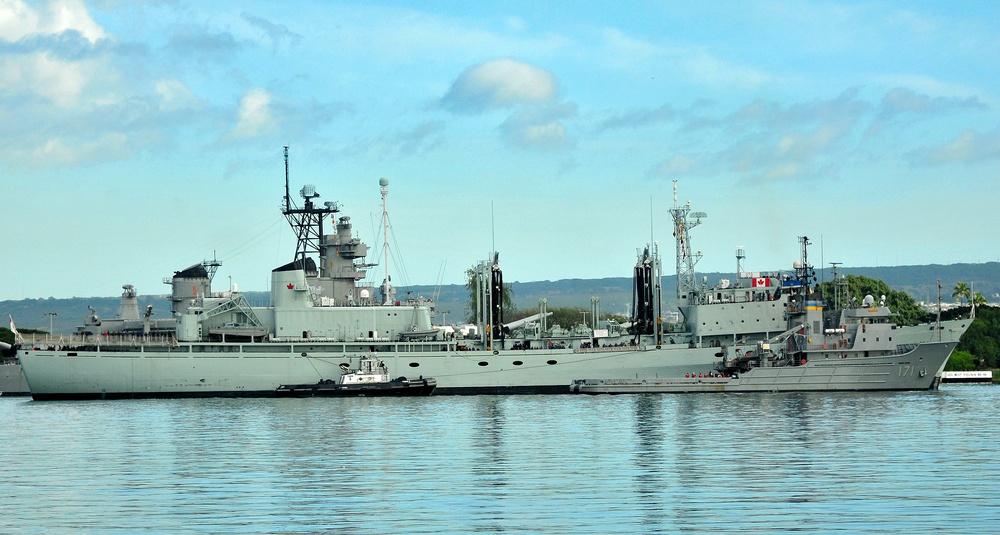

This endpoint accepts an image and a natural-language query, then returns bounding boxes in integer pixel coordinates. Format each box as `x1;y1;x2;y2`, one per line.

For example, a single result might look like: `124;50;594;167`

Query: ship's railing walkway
24;333;178;350
573;345;645;354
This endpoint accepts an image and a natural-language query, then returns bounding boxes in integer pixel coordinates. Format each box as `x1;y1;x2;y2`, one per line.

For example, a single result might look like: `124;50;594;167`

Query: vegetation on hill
1;327;45;346
505;306;628;331
815;274;929;325
464;265;516;323
945;305;1000;369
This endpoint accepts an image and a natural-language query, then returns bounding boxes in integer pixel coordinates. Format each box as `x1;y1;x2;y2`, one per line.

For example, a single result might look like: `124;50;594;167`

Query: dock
941;371;993;384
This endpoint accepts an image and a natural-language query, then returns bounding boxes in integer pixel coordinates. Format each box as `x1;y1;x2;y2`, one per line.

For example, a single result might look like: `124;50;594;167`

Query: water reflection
3;388;1000;533
631;395;668;531
469;396;508;532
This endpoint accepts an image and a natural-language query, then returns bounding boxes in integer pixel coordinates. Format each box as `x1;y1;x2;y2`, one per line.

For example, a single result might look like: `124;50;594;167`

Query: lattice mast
282;146;339;272
669;180;706;301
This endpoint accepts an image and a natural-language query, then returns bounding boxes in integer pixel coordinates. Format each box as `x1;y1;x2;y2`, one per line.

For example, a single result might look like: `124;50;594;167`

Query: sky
2;0;999;301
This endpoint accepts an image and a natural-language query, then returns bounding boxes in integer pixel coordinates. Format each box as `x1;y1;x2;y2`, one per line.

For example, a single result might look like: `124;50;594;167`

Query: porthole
512;361;523;366
408;362;420;368
547;360;557;365
478;361;489;366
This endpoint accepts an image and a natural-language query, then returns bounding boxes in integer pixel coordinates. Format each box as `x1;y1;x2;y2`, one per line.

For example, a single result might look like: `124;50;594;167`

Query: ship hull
19;343;722;400
571;340;957;394
0;363;30;396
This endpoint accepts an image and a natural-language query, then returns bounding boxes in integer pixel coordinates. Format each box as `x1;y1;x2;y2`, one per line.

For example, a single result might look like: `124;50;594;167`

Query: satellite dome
379;177;389;187
793;260;802;269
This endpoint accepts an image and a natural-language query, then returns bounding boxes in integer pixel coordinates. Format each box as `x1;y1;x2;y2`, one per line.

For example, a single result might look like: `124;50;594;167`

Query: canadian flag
752;277;770;287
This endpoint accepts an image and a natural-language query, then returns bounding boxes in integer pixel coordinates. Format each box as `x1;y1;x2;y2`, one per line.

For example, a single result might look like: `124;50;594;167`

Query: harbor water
2;386;999;533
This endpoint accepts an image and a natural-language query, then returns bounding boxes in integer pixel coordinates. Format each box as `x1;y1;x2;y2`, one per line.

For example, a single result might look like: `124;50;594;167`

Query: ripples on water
2;387;999;533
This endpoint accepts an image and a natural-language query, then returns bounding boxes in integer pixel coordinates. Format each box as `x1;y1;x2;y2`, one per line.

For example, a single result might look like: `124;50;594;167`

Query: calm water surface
2;386;999;533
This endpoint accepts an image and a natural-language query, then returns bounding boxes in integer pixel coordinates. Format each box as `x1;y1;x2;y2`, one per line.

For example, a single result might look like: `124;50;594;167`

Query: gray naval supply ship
17;151;969;399
571;194;971;394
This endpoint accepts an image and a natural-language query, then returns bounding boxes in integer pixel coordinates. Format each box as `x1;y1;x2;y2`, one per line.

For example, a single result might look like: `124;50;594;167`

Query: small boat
276;354;436;397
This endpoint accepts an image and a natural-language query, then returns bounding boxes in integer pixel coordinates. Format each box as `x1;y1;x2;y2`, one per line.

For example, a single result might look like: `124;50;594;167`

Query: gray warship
571;252;969;394
17;152;969;399
572;194;970;394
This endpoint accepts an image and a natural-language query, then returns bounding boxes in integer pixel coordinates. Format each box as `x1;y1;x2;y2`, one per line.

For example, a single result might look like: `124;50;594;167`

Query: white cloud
442;58;558;113
924;128;1000;166
500;103;576;150
45;0;105;42
155;78;200;111
0;0;104;42
0;0;109;107
228;88;275;139
650;154;697;177
31;131;129;166
599;104;675;130
0;51;90;107
0;0;37;42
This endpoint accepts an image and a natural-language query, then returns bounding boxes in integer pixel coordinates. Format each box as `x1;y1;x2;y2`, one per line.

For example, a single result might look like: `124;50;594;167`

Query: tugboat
276;354;436;397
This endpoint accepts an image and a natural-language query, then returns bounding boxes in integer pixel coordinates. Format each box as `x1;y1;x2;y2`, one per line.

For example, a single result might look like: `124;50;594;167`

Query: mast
829;262;843;311
281;147;339;271
936;277;942;341
669;180;706;301
379;177;394;305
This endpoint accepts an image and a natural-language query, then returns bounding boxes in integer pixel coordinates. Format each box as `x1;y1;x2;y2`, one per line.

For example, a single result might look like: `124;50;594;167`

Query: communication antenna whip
283;146;291;211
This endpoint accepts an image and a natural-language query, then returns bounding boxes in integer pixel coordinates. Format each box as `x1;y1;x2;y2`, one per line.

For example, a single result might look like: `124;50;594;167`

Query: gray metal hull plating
19;343;723;399
0;364;29;396
571;341;957;394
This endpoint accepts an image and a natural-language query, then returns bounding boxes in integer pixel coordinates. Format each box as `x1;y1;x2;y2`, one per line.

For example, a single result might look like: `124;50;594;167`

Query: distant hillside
3;263;996;333
413;263;999;322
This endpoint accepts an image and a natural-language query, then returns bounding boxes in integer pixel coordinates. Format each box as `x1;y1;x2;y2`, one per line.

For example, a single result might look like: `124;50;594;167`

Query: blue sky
2;0;999;300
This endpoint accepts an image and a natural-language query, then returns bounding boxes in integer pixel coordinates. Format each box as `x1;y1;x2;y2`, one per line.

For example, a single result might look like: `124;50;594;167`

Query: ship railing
26;333;179;349
574;345;646;354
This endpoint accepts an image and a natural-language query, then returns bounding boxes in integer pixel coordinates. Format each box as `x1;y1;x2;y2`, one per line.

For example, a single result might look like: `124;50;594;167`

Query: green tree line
815;274;928;325
945;305;1000;370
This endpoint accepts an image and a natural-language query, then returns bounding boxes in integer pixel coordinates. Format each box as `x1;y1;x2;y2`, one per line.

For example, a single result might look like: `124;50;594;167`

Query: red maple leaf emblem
287;283;294;290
